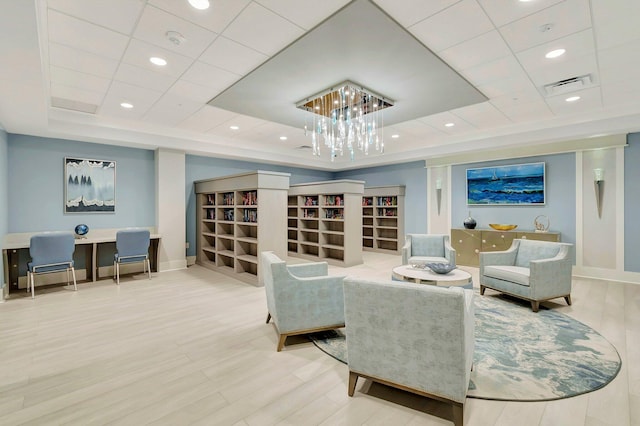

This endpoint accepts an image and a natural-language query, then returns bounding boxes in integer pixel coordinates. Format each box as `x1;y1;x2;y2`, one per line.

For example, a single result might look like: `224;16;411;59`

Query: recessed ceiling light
565;96;581;102
120;102;133;109
391;134;400;139
445;122;455;127
229;125;239;130
188;0;210;10
545;48;566;59
280;136;288;140
149;57;167;66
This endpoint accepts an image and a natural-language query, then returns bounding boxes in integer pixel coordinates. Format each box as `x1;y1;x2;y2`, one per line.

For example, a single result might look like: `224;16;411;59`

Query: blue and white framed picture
64;157;116;213
466;162;545;205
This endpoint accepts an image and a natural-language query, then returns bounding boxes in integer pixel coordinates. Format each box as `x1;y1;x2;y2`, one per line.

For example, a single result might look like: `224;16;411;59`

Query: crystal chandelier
297;81;393;161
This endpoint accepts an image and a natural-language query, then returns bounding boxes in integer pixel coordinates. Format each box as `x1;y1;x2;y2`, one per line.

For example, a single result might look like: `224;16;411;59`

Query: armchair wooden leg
452;402;464;426
276;334;287;352
564;295;572;306
531;301;540;312
348;371;358;397
266;313;271;324
480;285;486;295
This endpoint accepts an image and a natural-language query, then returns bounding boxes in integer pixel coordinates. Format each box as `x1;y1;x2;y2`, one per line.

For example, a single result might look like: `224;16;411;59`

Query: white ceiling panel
478;0;564;28
180;61;240;92
120;39;193;78
476;74;540;101
133;5;217;59
209;114;268;139
438;30;512;72
100;81;164;120
409;0;494;52
177;106;238;133
221;2;305;56
373;0;460;28
461;55;527;87
143;94;203;126
165;80;217;104
499;0;591;53
113;63;177;93
418;111;476;134
198;36;269;75
255;0;350;30
47;10;129;60
49;65;111;95
451;102;512;128
47;0;145;35
50;83;105;106
516;29;596;71
48;43;119;79
490;97;553;122
544;86;602;115
591;0;640;50
149;0;251;34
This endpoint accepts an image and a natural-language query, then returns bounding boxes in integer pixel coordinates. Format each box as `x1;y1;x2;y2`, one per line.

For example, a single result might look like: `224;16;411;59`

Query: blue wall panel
451;153;576;248
7;134;155;233
185;155;333;257
625;133;640;272
334;161;427;234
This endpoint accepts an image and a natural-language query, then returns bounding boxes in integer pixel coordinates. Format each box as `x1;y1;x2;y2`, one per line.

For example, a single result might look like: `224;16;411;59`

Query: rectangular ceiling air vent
543;74;592;97
51;97;98;114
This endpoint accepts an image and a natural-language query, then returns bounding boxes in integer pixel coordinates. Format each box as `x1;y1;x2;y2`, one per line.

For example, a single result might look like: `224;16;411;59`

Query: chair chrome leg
147;259;151;280
116;263;120;285
71;266;77;291
30;272;35;299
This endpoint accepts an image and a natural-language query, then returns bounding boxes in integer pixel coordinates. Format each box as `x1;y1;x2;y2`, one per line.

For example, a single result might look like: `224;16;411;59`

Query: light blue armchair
480;239;573;312
402;234;456;266
343;277;474;426
261;251;346;351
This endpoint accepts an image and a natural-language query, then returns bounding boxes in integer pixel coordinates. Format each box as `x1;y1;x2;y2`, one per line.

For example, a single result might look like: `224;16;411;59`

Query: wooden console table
2;229;160;294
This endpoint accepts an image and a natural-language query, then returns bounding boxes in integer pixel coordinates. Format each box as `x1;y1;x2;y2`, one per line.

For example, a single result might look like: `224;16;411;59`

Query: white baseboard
159;259;188;272
573;266;640;285
186;256;196;266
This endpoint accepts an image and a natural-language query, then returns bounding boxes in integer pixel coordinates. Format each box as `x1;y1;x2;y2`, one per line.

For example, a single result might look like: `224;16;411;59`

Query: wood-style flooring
0;252;638;425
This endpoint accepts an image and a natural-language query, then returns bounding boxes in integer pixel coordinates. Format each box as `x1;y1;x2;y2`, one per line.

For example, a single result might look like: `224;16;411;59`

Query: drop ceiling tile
591;0;640;50
47;0;145;35
516;29;596;70
409;0;494;52
478;0;564;28
438;30;512;72
100;81;164;119
490;97;553;122
451;102;512;128
526;53;598;88
165;80;217;104
476;75;541;101
133;5;218;59
49;43;119;79
418;111;476;134
181;61;240;92
255;0;350;30
143;94;202;126
198;36;268;75
149;0;250;34
598;39;640;107
221;2;305;56
209;114;268;138
461;55;527;87
544;86;602;114
177;106;238;133
120;39;193;78
386;120;444;137
50;83;105;106
498;0;591;53
49;65;111;94
114;63;177;93
373;0;460;27
48;10;129;60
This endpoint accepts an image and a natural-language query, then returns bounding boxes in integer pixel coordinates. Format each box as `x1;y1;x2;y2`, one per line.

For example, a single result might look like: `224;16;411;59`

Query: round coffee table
392;265;472;288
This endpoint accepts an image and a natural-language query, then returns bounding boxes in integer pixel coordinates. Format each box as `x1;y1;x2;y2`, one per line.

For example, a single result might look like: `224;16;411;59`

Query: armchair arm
401;238;411;265
479;243;518;276
529;247;573;299
444;241;457;266
287;261;329;278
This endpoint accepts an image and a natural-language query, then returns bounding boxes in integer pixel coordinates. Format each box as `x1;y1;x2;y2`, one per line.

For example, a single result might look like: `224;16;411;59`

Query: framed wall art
64;157;116;213
466;162;545;205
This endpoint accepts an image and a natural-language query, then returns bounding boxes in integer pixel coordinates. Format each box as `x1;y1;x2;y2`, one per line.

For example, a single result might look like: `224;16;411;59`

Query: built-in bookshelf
288;180;364;266
195;171;290;286
362;186;405;254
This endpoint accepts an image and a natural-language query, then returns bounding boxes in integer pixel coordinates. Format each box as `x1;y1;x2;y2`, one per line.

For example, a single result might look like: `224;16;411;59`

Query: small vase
463;212;477;229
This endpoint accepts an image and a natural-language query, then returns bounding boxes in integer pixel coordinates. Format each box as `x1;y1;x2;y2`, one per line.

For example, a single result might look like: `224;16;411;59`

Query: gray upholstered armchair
261;251;346;351
402;234;456;266
343;277;474;426
479;239;573;312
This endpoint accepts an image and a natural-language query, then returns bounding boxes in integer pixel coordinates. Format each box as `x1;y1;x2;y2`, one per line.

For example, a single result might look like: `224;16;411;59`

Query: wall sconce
435;178;442;215
594;168;604;218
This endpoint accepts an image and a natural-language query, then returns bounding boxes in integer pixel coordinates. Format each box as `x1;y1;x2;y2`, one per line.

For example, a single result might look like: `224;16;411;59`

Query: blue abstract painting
65;157;116;213
467;162;545;205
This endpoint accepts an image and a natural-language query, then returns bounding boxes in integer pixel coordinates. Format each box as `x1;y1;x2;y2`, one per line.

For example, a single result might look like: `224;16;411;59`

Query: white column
155;149;187;271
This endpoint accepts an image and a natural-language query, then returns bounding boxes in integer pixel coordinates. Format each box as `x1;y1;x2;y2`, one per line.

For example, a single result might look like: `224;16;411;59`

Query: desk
3;229;160;294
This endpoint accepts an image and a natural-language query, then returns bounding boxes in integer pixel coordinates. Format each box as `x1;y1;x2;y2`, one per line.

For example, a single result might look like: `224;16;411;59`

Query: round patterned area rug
309;293;621;401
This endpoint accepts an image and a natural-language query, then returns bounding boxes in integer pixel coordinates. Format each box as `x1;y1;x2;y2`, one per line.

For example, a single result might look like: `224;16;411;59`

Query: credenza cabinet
288;180;364;266
195;171;290;285
451;228;561;267
362;186;405;254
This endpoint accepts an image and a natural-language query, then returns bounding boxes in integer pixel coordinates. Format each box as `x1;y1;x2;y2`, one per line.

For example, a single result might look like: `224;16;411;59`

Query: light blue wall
8;134;155;233
185;154;333;257
0;128;8;289
451;153;576;249
334;160;428;234
625;133;640;272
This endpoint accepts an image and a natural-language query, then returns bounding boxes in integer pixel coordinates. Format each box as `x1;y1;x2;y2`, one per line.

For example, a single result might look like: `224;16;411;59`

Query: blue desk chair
28;232;77;299
114;229;151;285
